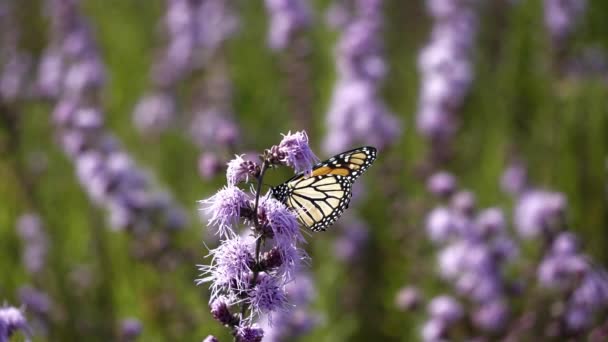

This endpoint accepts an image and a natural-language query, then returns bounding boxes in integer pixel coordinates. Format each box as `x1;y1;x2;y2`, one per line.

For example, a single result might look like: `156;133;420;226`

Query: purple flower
199;186;250;237
16;213;49;275
449;190;476;217
514;190;566;239
428;295;463;323
0;305;29;341
426;206;457;243
474;208;506;238
235;322;264;342
265;0;311;50
132;92;176;136
203;336;219;342
258;195;303;244
198;235;254;301
210;297;236;326
247;272;288;320
198;153;223;180
119;318;142;341
421;318;446;341
501;163;528;195
427;171;457;198
472;300;509;332
395;286;422;311
416;0;477;147
552;232;580;255
323;0;402;153
18;286;52;316
537;252;588;289
226;155;259;186
277;131;318;175
544;0;587;46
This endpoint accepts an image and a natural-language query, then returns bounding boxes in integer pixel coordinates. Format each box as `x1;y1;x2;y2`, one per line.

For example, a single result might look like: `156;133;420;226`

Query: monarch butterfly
271;146;377;232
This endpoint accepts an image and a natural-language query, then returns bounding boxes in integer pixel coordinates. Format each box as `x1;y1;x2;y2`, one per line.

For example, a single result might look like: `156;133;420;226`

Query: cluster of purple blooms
398;165;608;340
544;0;587;50
197;131;318;341
416;0;478;161
0;2;33;103
0;305;30;342
16;213;49;276
259;272;321;341
39;0;186;233
323;0;401;154
133;0;239;136
264;0;311;51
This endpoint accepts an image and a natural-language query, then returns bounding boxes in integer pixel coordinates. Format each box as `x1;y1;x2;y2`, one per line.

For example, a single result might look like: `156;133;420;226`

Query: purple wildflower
226;155;259;187
416;0;478;155
199;186;250;237
119;318;142;341
514;190;566;239
18;286;52;317
198;152;223;180
421;318;446;341
472;299;509;332
247;272;288;320
544;0;587;47
16;213;49;275
426;206;457;243
210;297;237;326
427;171;457;198
501;162;529;195
395;286;422;311
132;92;176;136
198;235;254;301
235;322;264;342
277;131;318;175
428;295;463;324
0;305;29;341
265;0;311;50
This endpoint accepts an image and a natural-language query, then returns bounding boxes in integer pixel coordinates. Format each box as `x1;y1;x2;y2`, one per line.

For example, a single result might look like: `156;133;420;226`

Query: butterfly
271;146;377;232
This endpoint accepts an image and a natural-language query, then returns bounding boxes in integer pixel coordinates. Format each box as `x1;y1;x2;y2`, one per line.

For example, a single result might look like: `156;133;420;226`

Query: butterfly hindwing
271;146;377;232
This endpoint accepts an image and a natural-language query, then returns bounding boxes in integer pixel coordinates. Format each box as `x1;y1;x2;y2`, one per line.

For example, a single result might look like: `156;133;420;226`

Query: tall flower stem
238;159;269;325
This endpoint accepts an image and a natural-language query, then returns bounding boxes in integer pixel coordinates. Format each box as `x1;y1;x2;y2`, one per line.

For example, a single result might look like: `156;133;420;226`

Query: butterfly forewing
271;146;377;232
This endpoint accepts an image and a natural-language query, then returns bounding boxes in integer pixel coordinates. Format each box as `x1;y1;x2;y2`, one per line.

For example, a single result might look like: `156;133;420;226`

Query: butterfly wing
271;146;377;232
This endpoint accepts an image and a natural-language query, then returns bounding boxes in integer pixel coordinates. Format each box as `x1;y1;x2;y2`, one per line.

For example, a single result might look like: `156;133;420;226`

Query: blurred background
1;0;607;341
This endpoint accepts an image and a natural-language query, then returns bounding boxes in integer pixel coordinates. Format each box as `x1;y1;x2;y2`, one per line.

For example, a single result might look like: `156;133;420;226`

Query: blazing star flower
198;235;255;301
514;190;566;239
277;131;318;175
472;299;509;332
0;305;29;341
258;195;302;244
199;186;250;237
227;155;259;186
428;295;463;324
265;0;311;50
247;272;288;321
235;322;264;342
210;296;237;326
16;213;49;275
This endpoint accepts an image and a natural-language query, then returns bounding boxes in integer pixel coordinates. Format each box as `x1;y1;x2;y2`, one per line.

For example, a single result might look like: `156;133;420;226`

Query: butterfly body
271;146;377;232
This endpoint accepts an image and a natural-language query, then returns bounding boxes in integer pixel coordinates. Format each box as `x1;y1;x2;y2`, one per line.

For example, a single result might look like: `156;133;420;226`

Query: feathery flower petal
200;186;250;237
277;131;318;175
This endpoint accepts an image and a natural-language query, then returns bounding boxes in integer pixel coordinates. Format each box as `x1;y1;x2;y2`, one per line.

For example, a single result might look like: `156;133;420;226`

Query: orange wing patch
329;168;350;176
311;166;332;177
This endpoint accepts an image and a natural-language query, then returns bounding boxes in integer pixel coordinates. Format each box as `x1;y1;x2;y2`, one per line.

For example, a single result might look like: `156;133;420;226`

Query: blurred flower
395;286;422;311
16;213;49;275
265;0;311;50
514;190;566;239
501;162;529;195
199;152;224;180
132;92;176;136
427;171;457;198
472;299;509;332
324;0;402;153
428;295;463;323
0;305;29;341
416;0;478;158
18;286;52;317
544;0;586;47
119;318;142;342
40;0;187;233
